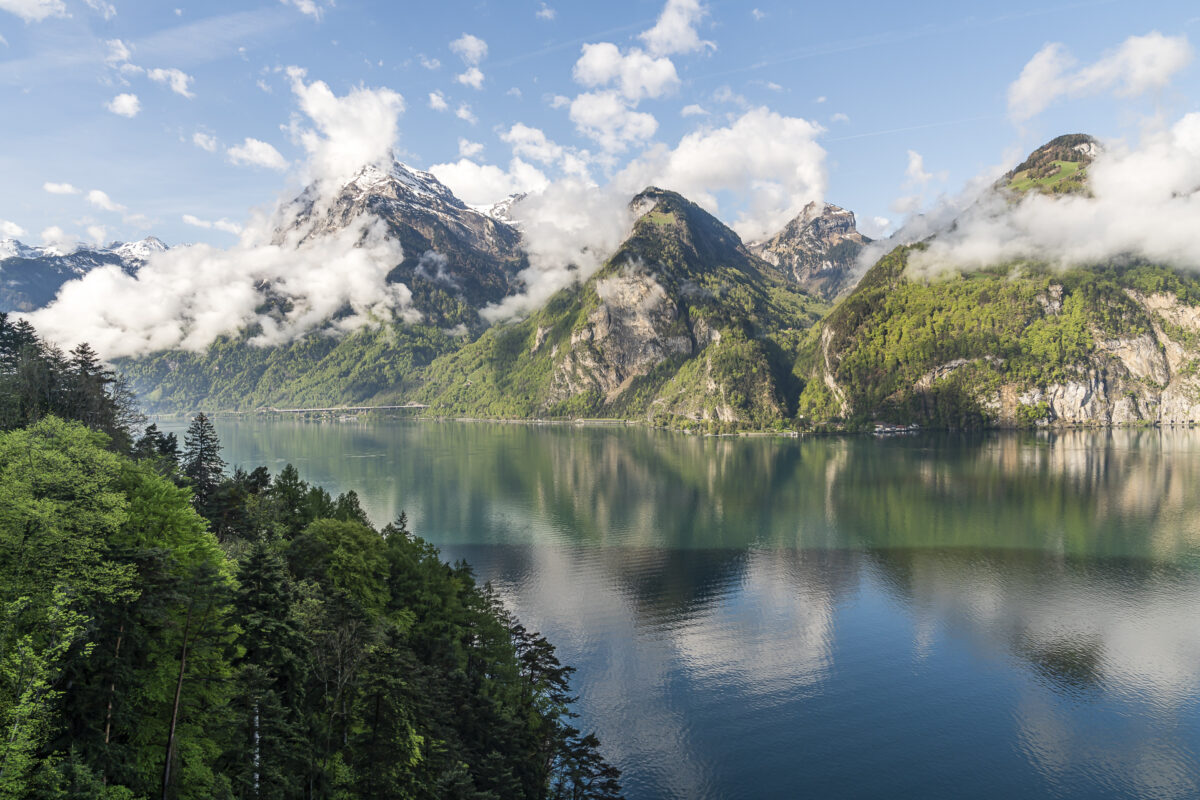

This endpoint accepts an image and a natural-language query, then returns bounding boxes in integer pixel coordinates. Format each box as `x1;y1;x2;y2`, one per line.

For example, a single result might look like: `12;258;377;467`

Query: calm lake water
162;419;1200;799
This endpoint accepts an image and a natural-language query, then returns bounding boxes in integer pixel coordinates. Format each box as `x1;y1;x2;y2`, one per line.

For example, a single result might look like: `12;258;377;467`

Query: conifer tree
182;413;225;521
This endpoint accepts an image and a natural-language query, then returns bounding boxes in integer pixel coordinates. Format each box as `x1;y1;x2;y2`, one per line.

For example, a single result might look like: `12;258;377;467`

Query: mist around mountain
0;236;166;312
43;128;1200;431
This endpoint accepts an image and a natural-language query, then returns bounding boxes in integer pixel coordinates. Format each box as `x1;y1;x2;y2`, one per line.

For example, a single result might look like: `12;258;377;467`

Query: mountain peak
1001;133;1100;196
751;200;869;301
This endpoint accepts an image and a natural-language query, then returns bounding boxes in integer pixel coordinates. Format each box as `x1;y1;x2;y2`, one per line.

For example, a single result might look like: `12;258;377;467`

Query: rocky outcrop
550;262;694;403
987;291;1200;426
752;202;869;300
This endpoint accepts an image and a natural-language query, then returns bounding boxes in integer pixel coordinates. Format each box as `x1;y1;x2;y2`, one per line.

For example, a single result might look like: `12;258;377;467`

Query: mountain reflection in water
181;420;1200;800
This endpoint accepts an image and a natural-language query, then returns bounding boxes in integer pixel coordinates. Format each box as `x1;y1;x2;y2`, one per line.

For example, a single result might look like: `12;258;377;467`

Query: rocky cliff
751;202;870;301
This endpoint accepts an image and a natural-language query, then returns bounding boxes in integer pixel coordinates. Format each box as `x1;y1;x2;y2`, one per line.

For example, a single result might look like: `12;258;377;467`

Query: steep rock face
752;202;870;301
550;265;694;403
418;187;827;427
284;161;526;327
0;237;166;312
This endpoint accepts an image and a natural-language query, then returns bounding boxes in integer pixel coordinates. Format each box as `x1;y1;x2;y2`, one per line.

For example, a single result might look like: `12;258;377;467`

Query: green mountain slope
416;188;828;429
797;245;1200;428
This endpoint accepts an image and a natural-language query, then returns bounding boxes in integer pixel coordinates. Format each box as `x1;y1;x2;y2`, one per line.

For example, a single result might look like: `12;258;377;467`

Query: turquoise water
168;419;1200;799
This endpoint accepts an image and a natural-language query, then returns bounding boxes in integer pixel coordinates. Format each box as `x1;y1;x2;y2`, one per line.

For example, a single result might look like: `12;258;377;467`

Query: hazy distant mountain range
0;236;166;312
22;134;1200;430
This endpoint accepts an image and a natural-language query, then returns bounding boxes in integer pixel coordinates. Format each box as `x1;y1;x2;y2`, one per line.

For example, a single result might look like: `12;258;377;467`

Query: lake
161;419;1200;799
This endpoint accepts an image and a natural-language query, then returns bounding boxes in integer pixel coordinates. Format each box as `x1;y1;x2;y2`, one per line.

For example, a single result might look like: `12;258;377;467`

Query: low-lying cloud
910;113;1200;274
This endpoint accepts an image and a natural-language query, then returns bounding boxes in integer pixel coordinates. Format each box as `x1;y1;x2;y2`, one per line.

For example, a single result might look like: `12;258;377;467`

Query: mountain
415;187;827;427
0;236;167;312
285;161;526;330
999;133;1099;196
751;202;871;301
796;135;1200;429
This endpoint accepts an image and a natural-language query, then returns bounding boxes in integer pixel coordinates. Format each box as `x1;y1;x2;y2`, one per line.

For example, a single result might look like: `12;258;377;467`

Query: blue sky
1;0;1198;249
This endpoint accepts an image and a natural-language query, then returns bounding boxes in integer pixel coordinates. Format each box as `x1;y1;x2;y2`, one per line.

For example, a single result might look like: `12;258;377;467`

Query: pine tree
182;414;226;522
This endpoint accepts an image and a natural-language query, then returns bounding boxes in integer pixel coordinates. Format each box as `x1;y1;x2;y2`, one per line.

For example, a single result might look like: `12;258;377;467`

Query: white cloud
27;215;413;359
39;226;72;252
147;67;195;98
280;0;328;20
86;225;108;245
193;131;218;152
500;123;562;165
456;102;477;124
536;3;555;20
830;112;849;123
105;38;132;66
681;104;708;117
913;113;1200;274
507;86;523;98
815;95;826;104
0;0;66;22
428;90;449;111
106;93;140;117
227;137;289;171
428;157;548;207
0;34;7;46
0;219;25;238
906;150;933;185
615;106;827;241
751;8;765;21
639;0;714;57
87;189;126;213
458;138;484;159
569;90;658;152
573;41;679;102
285;66;405;189
84;0;115;20
182;214;242;234
456;66;485;90
43;181;80;195
1008;32;1193;122
450;33;488;65
419;55;440;70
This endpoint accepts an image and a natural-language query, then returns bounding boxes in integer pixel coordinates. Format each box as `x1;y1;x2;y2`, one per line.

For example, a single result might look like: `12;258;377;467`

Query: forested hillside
0;313;620;799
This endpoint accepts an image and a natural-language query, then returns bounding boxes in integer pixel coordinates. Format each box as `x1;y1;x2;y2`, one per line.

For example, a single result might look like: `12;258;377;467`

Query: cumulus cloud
569;90;658;152
482;179;636;321
87;189;126;213
105;38;132;66
456;103;477;124
905;150;934;186
573;42;679;102
106;93;140;117
456;66;484;90
681;103;708;117
615;106;827;241
428;157;548;206
0;0;66;22
912;113;1200;274
0;219;25;238
85;225;108;245
182;214;243;234
1008;32;1193;122
27;215;412;359
148;67;195;98
428;90;448;111
458;138;484;158
227;137;289;171
285;66;404;190
43;181;80;195
419;55;440;70
536;3;554;20
639;0;714;57
193;131;218;152
499;123;590;178
450;33;488;65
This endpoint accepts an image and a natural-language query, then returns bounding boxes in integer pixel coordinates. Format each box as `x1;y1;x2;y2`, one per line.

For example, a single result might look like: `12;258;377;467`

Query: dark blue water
169;419;1200;799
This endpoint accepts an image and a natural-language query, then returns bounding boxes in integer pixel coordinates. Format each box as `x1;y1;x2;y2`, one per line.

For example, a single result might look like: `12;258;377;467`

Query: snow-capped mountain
0;236;168;313
281;160;526;329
